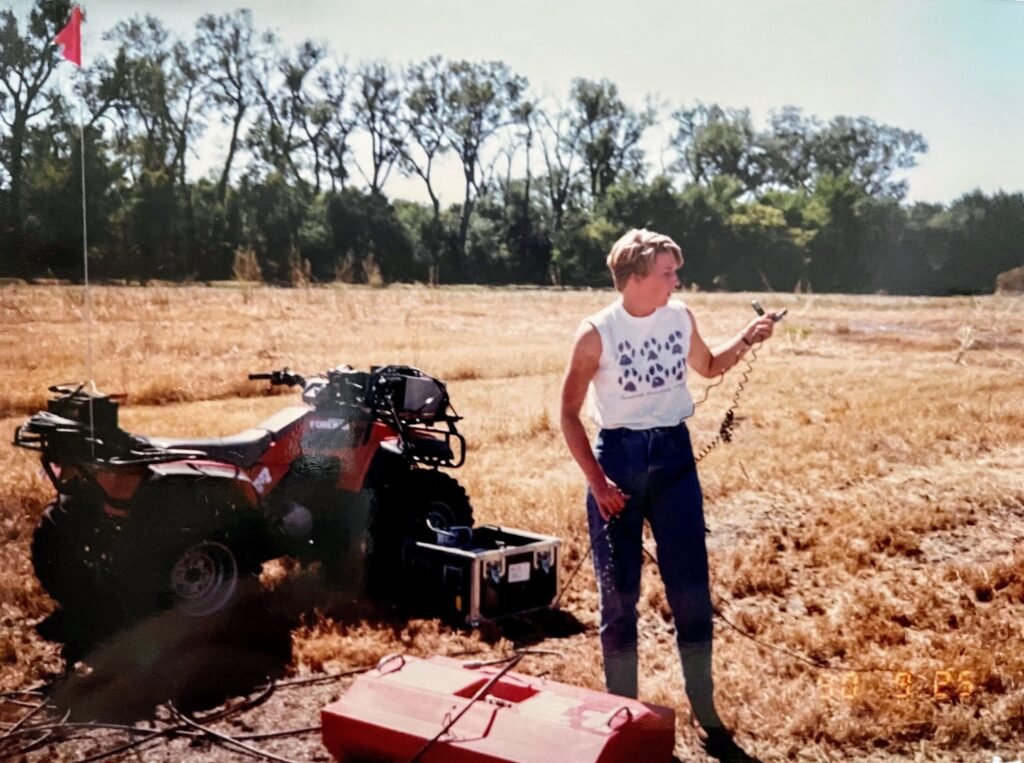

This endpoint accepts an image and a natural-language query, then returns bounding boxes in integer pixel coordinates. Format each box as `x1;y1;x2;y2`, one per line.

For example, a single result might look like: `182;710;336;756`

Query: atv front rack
252;363;468;469
374;400;466;468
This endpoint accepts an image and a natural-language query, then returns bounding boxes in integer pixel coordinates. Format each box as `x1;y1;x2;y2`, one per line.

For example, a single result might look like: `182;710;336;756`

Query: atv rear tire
115;481;261;622
167;539;242;616
32;500;127;662
31;499;102;606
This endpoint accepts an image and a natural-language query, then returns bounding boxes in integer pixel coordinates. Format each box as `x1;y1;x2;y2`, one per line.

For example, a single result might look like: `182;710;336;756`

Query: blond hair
606;228;683;291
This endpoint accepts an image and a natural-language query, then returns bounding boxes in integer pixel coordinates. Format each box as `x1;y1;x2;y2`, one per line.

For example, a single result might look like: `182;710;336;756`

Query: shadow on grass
470;606;588;648
45;578;296;723
38;567;586;724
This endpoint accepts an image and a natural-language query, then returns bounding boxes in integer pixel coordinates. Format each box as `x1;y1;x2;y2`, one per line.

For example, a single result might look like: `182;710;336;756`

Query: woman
559;228;775;759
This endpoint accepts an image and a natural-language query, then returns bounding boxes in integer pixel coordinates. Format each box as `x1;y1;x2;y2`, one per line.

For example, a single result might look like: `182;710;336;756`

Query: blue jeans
586;423;714;699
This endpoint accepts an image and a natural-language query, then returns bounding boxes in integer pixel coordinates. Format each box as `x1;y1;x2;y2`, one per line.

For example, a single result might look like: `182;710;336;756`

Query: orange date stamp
817;669;976;703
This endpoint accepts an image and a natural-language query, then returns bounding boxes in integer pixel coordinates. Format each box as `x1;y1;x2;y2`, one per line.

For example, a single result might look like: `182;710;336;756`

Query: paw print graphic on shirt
669;358;686;381
618;365;640;393
617;340;636;367
647;362;667;388
641;337;664;362
616;330;685;395
668;329;685;355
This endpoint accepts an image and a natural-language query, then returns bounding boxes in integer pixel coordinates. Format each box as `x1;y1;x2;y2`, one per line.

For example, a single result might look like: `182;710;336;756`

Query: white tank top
584;298;694;430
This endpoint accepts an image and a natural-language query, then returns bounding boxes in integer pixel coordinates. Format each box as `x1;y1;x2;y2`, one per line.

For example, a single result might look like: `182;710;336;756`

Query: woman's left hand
742;314;777;345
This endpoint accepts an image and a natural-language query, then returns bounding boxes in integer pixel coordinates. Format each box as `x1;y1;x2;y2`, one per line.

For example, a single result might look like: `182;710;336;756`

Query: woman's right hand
590;475;629;521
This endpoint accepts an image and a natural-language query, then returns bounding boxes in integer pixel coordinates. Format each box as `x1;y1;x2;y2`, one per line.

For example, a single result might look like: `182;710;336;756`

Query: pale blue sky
30;0;1024;204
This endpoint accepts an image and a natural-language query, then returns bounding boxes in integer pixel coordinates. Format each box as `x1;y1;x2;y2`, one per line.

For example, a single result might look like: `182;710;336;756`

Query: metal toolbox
403;525;561;626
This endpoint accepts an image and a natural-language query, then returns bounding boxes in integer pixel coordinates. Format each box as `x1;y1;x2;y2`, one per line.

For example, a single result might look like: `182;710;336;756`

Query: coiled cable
693;341;759;463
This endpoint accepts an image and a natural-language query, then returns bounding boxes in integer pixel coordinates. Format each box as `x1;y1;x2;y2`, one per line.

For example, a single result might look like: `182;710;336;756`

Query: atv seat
144;429;272;468
140;407;308;468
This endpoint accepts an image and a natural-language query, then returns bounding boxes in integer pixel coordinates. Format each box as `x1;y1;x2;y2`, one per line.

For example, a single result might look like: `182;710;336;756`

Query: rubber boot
681;642;756;761
680;640;723;729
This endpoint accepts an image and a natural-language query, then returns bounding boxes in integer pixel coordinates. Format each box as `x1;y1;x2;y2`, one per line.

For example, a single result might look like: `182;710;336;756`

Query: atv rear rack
14;412;205;466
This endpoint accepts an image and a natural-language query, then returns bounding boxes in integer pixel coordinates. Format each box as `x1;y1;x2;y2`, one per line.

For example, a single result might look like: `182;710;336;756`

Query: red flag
54;6;82;66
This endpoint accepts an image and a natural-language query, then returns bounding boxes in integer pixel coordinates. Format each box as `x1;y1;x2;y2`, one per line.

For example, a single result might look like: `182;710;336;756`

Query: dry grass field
0;283;1022;762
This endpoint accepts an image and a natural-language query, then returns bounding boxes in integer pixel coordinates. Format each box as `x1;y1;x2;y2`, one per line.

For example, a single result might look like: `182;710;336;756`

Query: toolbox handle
605;705;633;729
481;670;533;688
376;653;406;674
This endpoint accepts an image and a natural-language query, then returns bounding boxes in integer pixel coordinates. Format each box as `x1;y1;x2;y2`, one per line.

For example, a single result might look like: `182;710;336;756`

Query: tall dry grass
0;283;1022;761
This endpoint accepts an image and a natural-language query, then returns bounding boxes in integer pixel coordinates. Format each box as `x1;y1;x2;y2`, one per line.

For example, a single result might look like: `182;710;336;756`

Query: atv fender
147;460;260;506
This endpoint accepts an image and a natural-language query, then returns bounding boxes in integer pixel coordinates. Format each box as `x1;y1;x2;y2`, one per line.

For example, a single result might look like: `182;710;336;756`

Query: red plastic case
322;655;676;762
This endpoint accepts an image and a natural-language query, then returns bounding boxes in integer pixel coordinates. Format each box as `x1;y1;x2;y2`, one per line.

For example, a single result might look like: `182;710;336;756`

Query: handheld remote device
752;301;787;322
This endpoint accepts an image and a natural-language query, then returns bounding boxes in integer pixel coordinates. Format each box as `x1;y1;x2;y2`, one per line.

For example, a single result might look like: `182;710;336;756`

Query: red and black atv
14;364;473;661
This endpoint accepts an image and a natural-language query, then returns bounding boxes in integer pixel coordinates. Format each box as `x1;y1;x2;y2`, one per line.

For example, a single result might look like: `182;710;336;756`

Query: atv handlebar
248;369;307;388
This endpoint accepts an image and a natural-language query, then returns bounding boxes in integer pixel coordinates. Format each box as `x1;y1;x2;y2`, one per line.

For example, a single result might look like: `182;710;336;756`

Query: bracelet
741;336;752;346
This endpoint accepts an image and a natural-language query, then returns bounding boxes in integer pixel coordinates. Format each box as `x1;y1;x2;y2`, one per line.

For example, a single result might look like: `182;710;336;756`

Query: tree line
2;0;1022;294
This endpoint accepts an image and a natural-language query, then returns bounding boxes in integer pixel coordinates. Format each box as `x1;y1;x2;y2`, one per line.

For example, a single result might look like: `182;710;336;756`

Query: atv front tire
367;468;473;595
403;469;474;541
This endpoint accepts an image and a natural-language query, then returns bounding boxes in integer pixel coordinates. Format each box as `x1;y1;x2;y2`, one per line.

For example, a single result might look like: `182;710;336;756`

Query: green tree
670;104;767;194
855;197;912;293
188;179;243;280
21;110;123;279
444;60;527;268
677;174;745;289
537;97;586;233
87;15;209;278
723;199;807;290
400;56;453;281
96;17;206;185
248;39;326;190
194;10;261;202
239;173;308;282
0;0;72;274
483;97;549;283
296;192;332;280
930;191;1024;294
804;172;871;292
392;199;438;274
600;176;686;240
762;106;818;191
811;116;926;200
324;188;416;282
569;79;654;201
351;62;404;197
401;57;450;217
118;167;180;280
760;108;927;201
550;212;619;286
318;64;354;193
